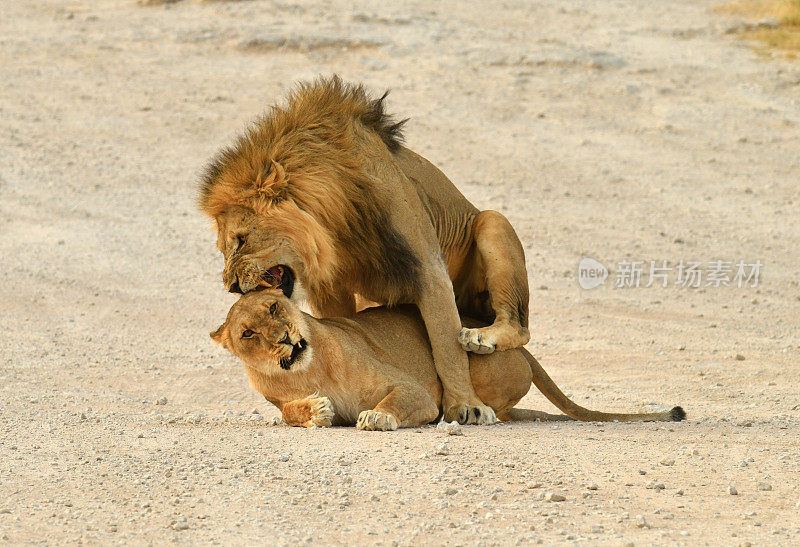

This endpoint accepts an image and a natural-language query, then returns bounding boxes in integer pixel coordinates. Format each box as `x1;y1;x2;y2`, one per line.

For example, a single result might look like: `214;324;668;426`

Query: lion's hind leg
281;394;335;427
458;210;531;354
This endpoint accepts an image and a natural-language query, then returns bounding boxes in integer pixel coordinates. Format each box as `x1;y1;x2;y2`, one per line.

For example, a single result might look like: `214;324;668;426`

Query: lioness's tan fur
199;76;533;425
211;291;685;430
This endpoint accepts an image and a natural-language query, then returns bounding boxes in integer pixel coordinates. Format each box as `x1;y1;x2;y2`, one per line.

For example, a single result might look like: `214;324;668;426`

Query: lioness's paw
444;403;497;426
308;394;334;427
458;327;496;354
356;410;399;431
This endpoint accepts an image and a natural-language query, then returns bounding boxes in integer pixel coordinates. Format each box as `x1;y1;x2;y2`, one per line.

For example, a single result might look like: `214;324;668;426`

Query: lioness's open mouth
256;265;295;298
279;338;307;370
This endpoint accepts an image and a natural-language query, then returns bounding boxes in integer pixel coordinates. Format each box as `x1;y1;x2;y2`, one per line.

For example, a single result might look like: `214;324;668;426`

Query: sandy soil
1;0;799;544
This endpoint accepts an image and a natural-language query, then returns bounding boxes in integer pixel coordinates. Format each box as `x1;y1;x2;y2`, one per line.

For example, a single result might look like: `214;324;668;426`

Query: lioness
210;291;685;430
199;76;531;424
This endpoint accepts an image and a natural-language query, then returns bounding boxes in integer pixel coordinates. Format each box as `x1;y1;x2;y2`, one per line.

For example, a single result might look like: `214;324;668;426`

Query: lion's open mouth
279;338;307;370
256;265;295;298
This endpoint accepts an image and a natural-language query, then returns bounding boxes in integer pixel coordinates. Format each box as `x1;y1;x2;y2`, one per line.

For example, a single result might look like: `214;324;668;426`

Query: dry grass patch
716;0;800;57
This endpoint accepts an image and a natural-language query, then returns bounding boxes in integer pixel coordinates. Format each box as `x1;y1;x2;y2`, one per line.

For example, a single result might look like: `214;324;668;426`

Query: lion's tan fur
212;292;685;429
200;76;537;424
200;77;414;300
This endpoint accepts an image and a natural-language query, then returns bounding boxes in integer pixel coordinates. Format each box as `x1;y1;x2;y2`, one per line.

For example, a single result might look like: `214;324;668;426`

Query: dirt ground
1;0;799;544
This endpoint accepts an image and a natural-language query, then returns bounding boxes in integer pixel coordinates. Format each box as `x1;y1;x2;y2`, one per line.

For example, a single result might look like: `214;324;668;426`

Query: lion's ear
210;323;231;350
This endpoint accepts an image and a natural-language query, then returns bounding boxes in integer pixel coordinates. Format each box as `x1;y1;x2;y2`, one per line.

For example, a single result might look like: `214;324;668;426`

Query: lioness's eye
242;329;254;338
269;303;278;314
236;235;245;251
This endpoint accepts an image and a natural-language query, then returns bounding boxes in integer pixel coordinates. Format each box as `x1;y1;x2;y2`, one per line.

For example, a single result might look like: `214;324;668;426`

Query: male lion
210;291;686;430
199;76;531;425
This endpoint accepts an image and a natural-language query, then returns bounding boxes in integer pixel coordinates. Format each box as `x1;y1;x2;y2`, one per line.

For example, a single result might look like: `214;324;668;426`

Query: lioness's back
320;305;439;384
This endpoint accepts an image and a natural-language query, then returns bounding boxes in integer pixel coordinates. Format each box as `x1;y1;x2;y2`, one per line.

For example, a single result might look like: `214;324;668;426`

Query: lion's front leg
281;394;335;427
370;153;496;425
417;267;497;425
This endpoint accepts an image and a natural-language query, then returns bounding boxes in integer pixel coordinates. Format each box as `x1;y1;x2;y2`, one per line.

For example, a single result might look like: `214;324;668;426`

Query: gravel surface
1;0;799;544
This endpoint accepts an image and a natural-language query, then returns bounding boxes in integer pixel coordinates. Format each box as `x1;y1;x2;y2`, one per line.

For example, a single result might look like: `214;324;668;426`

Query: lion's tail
510;349;685;423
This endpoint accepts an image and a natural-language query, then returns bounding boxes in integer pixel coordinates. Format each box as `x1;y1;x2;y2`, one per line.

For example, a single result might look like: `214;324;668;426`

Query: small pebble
435;443;449;456
757;482;772;491
728;486;738;496
279;454;290;462
545;492;566;502
735;354;745;361
636;515;649;528
172;520;189;531
436;420;464;436
154;397;167;406
660;458;675;466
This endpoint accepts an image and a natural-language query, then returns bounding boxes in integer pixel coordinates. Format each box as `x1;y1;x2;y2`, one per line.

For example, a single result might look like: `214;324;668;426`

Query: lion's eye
242;329;254;338
236;235;246;251
269;303;278;314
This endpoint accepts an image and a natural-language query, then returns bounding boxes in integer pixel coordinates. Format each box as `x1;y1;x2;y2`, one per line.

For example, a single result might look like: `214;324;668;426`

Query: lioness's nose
228;279;243;294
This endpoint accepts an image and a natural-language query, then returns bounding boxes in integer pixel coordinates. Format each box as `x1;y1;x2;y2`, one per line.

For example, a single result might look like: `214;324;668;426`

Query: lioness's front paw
458;327;496;354
356;410;399;431
444;402;497;425
308;394;334;427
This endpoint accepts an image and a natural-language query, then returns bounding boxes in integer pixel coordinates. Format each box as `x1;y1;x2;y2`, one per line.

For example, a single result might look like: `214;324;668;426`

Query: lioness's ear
210;323;231;350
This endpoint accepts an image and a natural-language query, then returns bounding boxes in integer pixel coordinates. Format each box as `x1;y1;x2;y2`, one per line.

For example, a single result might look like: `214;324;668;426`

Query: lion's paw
308;394;334;427
458;327;496;354
444;402;497;425
459;324;531;353
356;410;399;431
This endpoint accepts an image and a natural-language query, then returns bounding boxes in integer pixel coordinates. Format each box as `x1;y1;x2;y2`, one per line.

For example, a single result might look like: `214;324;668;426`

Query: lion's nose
228;278;243;294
